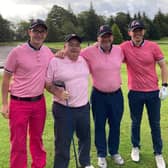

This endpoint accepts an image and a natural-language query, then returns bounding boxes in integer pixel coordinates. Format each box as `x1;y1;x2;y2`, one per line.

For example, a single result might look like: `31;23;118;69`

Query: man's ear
143;29;145;35
27;29;31;36
128;31;131;36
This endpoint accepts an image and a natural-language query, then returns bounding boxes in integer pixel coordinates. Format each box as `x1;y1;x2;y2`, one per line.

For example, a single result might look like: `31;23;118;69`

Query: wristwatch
162;83;168;87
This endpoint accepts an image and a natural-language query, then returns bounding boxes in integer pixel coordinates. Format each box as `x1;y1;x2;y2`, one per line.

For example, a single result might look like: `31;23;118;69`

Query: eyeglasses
31;29;47;34
68;42;80;48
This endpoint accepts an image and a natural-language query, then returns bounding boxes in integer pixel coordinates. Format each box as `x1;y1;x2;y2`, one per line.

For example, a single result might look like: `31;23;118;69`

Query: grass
0;42;168;168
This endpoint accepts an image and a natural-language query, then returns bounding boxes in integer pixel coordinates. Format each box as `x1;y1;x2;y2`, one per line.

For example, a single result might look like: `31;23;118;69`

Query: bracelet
162;83;168;87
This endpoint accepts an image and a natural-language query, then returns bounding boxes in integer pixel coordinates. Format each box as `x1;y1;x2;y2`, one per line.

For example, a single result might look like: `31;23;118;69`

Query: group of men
1;18;168;168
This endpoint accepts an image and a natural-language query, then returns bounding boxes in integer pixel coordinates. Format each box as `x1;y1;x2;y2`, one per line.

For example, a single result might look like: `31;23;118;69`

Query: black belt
11;94;43;102
93;87;121;95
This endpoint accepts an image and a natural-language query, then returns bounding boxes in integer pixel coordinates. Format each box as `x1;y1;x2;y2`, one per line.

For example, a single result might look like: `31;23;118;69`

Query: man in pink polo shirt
81;25;124;168
45;34;94;168
121;20;168;168
56;26;124;168
1;19;53;168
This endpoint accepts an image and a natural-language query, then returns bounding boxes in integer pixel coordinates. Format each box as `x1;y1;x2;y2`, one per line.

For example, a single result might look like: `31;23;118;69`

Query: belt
11;94;43;102
93;87;121;95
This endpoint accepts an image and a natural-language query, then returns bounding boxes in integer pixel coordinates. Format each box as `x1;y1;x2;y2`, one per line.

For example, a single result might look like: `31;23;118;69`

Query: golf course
0;40;168;168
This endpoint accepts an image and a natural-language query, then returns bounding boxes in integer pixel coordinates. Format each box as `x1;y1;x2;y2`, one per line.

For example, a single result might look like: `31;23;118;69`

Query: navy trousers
128;90;162;154
91;87;124;157
52;102;91;168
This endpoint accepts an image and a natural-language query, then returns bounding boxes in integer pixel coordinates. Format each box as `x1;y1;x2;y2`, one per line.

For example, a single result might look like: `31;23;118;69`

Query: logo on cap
98;25;112;37
129;20;145;31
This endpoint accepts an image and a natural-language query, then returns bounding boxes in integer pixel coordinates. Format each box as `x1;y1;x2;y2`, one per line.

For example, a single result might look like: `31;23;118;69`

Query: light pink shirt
46;56;89;107
80;45;124;92
5;43;53;97
120;40;164;91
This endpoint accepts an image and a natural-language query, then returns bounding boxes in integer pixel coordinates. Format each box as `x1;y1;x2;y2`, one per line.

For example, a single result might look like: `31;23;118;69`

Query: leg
91;88;107;157
145;91;162;154
52;102;74;168
75;103;91;167
107;89;124;155
29;97;46;168
9;99;29;168
128;91;144;148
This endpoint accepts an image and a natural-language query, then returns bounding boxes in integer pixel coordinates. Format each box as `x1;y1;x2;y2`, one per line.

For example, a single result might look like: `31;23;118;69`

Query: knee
150;120;160;129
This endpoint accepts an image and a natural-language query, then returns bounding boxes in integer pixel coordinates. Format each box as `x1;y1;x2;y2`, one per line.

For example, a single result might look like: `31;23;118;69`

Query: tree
153;10;168;38
15;21;30;41
107;15;115;27
78;2;105;41
112;23;123;44
115;12;131;40
46;5;79;41
0;14;14;42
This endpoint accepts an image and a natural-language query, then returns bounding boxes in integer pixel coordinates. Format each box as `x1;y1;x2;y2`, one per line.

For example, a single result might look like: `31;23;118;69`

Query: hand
159;86;168;100
1;104;9;119
93;42;98;47
60;90;70;101
55;49;65;59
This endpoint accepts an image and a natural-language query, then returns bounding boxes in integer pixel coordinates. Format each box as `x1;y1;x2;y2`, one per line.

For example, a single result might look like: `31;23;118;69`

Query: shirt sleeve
45;58;57;83
4;48;18;73
152;42;164;61
80;48;92;72
120;43;126;63
80;48;89;59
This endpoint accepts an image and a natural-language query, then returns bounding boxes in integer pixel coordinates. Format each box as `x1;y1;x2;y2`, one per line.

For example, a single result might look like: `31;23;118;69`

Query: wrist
162;83;168;87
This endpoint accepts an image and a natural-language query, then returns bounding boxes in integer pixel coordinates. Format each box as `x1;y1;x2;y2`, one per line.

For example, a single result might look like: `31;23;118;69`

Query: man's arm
158;60;168;84
158;60;168;100
45;82;69;100
1;71;12;119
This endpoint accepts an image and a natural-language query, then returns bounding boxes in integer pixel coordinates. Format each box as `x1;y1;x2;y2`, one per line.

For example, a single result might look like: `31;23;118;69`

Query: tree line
0;3;168;43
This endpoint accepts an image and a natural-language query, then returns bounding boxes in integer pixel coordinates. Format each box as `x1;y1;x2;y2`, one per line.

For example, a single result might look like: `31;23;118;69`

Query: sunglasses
31;29;47;34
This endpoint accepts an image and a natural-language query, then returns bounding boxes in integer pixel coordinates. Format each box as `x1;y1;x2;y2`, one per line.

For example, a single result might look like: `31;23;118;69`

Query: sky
0;0;168;22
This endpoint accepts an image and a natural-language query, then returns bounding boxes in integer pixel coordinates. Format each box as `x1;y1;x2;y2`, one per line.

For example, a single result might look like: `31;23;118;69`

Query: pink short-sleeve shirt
46;56;89;107
5;43;53;97
120;40;164;91
80;45;124;92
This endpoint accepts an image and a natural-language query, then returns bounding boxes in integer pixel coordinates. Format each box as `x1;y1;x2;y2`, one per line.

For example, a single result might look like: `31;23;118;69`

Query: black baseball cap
29;19;48;30
129;20;145;31
65;34;82;43
97;25;112;37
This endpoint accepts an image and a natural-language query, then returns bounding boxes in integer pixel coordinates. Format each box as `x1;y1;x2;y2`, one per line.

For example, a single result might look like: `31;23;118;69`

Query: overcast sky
0;0;168;22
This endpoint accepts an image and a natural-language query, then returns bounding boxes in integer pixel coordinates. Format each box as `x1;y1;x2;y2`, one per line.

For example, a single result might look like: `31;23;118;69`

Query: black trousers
52;102;91;168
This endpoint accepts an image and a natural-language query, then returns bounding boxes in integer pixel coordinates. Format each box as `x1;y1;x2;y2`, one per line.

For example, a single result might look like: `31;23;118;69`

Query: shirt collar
98;44;113;54
131;39;145;48
28;40;42;51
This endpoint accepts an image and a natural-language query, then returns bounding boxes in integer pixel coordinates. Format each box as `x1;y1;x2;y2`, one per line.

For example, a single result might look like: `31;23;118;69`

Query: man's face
97;34;113;51
28;25;47;46
64;38;81;61
129;28;145;43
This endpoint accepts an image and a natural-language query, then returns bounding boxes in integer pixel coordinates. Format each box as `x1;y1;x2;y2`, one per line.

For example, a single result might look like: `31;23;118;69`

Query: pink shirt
120;40;164;91
5;43;53;97
46;56;89;107
80;45;124;92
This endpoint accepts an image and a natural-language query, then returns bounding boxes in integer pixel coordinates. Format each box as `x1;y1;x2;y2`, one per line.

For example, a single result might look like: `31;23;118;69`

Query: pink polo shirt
80;45;124;92
46;56;89;107
5;43;53;97
120;40;164;91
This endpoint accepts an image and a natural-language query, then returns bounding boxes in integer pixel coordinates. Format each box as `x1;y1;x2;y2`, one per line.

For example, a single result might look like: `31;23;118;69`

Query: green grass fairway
0;42;168;168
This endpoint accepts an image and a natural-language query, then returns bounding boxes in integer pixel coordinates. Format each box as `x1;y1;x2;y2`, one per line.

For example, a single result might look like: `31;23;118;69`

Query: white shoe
155;155;166;168
85;165;94;168
131;147;140;162
112;154;124;165
98;157;107;168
